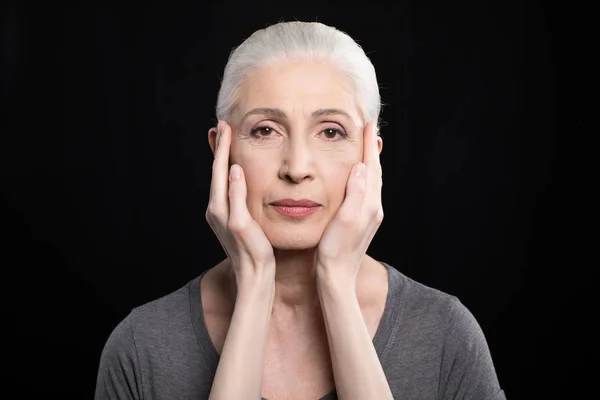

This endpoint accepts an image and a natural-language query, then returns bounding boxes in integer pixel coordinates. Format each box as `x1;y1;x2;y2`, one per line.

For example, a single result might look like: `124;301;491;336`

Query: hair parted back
215;21;382;134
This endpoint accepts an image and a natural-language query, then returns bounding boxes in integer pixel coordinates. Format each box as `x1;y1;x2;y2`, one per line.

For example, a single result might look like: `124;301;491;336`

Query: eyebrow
241;107;354;124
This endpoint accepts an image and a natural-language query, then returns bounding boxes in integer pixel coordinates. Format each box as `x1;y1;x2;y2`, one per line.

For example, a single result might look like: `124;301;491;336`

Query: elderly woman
95;21;505;400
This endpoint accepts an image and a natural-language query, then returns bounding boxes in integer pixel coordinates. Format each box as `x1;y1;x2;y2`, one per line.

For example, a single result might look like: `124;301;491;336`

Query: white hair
215;21;382;134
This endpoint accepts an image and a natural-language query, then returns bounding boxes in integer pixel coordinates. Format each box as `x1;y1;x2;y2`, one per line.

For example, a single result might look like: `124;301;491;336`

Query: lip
270;199;321;207
270;199;322;218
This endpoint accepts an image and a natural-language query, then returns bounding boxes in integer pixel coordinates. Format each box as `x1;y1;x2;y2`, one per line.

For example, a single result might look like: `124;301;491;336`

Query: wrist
236;277;275;305
237;281;274;301
316;263;356;294
235;261;276;294
317;272;357;302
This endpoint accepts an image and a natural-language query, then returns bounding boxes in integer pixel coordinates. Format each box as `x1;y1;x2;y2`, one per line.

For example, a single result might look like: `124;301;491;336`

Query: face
212;60;379;250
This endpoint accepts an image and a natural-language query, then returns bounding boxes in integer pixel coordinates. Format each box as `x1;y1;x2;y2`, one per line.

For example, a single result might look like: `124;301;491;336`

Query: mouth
270;199;322;218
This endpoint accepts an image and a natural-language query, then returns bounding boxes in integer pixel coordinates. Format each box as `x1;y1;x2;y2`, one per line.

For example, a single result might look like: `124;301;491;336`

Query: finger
337;162;367;221
362;123;383;198
362;122;373;164
227;164;254;233
363;122;382;175
208;121;232;211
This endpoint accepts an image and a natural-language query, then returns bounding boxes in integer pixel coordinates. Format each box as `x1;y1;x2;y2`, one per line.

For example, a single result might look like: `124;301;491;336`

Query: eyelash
248;125;348;141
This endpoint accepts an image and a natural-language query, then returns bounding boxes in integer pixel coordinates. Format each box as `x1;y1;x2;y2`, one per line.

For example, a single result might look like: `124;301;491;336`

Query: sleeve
94;313;142;400
439;298;506;400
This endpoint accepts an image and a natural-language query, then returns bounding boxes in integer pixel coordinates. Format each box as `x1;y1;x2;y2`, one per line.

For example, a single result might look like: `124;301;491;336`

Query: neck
220;251;379;319
271;248;320;311
221;248;323;316
218;252;383;336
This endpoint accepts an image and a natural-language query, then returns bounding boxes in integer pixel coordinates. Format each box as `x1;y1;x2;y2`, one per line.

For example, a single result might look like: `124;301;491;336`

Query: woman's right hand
206;120;276;400
205;120;276;290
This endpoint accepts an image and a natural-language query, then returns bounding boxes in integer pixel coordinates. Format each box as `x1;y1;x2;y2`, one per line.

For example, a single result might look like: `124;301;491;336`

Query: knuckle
368;204;380;216
205;208;213;223
375;207;384;223
205;204;221;220
227;218;249;234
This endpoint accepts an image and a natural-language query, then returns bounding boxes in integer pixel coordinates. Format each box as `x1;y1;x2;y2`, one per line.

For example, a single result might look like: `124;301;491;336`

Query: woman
95;21;506;400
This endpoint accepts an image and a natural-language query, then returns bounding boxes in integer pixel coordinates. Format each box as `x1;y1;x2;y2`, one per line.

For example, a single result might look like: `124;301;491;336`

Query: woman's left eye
321;128;347;140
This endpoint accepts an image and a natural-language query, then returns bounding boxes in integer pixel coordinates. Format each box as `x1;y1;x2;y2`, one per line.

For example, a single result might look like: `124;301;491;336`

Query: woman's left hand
315;122;383;290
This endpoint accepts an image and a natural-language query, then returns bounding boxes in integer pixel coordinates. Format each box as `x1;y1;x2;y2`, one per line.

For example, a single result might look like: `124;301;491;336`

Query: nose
278;136;315;184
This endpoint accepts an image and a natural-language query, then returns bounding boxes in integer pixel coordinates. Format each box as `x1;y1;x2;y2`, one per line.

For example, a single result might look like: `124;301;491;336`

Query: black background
2;1;584;399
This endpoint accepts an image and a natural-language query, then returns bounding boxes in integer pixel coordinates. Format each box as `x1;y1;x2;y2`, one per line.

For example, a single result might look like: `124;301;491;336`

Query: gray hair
215;21;382;134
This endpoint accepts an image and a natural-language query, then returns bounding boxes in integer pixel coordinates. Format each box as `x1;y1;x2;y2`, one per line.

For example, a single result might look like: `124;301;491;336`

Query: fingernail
356;163;366;177
230;164;241;180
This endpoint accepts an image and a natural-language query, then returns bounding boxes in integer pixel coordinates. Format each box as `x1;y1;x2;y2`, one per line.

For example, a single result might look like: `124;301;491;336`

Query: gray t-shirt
95;262;506;399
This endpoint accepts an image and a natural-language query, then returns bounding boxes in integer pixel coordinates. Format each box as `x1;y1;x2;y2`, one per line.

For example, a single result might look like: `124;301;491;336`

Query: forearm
209;282;275;400
317;275;393;400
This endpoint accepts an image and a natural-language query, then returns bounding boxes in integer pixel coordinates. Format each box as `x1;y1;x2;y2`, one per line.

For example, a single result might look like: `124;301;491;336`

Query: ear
208;125;218;155
377;136;383;155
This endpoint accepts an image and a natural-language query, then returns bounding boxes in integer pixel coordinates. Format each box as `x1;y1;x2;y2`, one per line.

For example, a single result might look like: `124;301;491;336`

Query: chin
263;224;323;250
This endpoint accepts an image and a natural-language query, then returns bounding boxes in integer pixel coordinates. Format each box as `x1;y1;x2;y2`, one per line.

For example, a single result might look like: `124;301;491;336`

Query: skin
208;59;382;307
205;59;391;399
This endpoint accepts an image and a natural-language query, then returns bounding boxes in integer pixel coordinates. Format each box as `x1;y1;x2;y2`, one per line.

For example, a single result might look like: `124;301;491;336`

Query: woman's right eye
249;126;276;138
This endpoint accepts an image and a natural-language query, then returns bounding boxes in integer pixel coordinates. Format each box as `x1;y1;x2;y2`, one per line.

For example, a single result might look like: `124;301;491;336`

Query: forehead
234;59;362;123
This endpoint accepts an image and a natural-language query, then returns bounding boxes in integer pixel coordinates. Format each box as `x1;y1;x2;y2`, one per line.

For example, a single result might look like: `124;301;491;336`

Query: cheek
240;166;271;219
231;137;277;164
322;160;354;204
232;145;275;205
231;140;265;176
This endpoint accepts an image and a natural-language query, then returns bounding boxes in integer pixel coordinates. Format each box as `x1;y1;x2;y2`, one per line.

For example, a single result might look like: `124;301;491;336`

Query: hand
205;121;276;289
316;122;383;288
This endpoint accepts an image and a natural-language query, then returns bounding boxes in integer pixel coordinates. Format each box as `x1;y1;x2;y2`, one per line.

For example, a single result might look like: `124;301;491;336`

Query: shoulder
125;277;206;359
380;261;497;362
381;263;505;399
384;262;462;325
95;274;216;399
97;276;201;368
130;279;195;331
98;277;197;359
390;266;485;344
